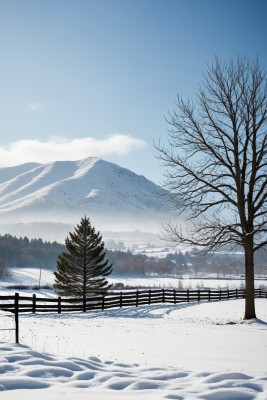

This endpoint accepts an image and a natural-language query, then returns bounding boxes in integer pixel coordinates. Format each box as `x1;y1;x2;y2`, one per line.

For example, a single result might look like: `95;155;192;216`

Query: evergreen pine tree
54;216;112;303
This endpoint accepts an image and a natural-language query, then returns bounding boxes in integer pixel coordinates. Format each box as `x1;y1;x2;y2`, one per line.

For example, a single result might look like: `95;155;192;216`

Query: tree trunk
244;241;256;320
83;294;86;313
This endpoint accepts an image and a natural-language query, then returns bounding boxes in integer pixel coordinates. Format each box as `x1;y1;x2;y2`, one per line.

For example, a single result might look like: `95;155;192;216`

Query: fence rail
1;288;267;315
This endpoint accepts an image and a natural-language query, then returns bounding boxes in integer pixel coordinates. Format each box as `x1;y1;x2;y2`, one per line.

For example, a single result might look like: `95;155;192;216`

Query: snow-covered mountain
0;157;170;233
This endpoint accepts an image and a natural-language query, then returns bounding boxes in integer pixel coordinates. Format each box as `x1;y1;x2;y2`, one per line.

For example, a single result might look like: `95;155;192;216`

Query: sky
0;0;266;184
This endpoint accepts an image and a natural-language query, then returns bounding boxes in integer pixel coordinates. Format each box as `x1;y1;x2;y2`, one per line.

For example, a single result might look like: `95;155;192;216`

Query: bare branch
156;57;267;257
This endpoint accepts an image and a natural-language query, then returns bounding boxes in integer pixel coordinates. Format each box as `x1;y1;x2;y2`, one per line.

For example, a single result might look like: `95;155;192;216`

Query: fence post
236;288;238;299
174;289;176;304
219;290;221;300
136;290;139;307
227;289;230;300
120;292;123;308
102;295;105;311
32;293;36;314
187;289;190;303
208;289;211;302
162;288;165;303
148;289;151;305
259;288;262;298
15;292;19;344
198;289;200;302
58;296;61;314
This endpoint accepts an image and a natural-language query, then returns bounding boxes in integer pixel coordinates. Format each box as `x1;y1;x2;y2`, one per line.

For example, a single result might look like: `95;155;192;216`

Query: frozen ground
0;299;267;399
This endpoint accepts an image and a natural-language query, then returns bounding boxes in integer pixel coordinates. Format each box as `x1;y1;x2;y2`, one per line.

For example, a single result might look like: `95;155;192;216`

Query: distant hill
0;157;170;238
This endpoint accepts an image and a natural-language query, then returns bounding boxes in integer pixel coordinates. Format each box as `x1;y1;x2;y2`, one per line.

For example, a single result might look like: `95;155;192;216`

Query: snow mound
0;342;266;399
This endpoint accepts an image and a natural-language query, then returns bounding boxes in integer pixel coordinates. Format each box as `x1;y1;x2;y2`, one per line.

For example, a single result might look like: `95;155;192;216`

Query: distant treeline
107;250;188;276
0;233;188;276
0;234;64;270
1;233;267;278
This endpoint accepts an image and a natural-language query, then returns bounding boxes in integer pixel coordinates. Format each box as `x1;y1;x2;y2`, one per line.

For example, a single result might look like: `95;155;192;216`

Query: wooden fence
1;288;267;314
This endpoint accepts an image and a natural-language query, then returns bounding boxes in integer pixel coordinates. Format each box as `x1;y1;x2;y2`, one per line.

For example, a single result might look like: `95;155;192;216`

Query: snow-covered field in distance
1;267;267;297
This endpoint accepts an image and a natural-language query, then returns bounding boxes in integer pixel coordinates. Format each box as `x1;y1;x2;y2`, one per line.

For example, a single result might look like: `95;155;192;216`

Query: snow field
0;299;267;399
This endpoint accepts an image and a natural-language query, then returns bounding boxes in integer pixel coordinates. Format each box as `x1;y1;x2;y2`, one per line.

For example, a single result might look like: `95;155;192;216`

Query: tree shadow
241;318;267;326
22;302;200;321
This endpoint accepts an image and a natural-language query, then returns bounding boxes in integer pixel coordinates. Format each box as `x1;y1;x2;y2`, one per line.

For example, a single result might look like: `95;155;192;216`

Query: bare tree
156;57;267;319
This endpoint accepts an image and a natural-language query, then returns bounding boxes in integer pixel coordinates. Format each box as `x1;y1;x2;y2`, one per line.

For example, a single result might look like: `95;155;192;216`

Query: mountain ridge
0;157;170;233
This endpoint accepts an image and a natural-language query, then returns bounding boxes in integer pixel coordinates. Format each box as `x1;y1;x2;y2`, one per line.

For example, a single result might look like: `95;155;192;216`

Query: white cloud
28;103;42;110
0;134;147;166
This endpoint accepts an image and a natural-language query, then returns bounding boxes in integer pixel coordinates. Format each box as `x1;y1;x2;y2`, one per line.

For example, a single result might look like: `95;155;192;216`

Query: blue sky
0;0;266;184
